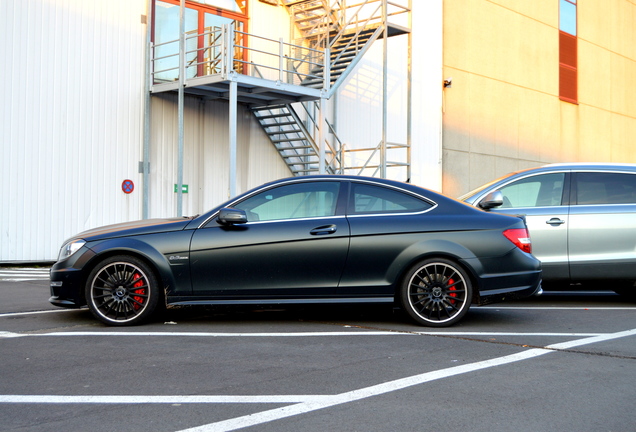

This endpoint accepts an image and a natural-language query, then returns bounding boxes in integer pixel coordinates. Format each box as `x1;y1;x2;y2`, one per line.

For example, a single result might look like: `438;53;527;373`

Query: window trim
572;171;636;206
152;0;249;78
346;181;437;217
558;0;578;104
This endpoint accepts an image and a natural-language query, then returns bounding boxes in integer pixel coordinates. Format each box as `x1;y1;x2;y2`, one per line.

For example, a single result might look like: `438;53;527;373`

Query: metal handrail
150;24;327;89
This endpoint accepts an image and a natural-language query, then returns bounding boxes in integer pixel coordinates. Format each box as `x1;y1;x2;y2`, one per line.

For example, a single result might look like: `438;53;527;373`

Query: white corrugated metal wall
336;1;443;189
148;95;291;218
0;0;443;262
1;0;147;262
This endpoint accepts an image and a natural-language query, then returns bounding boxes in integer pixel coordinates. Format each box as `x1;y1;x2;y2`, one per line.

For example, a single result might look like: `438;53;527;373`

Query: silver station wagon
460;163;636;298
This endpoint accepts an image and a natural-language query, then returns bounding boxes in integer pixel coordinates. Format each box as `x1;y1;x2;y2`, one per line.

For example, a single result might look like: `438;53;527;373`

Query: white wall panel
0;0;442;262
0;0;147;261
148;95;291;219
334;0;443;190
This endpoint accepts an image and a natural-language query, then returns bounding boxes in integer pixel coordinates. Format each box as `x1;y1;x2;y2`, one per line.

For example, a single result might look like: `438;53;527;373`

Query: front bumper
48;248;96;308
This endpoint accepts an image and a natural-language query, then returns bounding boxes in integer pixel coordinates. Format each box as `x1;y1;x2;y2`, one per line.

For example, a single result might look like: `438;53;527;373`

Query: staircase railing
150;24;328;89
296;101;343;173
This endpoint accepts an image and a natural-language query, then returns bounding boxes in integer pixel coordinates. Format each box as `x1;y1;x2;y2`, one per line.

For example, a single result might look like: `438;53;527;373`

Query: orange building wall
442;0;636;197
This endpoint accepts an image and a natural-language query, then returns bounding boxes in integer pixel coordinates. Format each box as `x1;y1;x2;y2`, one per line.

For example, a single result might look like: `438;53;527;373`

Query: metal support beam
318;97;325;174
229;78;238;198
381;0;388;178
177;0;185;216
142;0;153;219
407;0;413;182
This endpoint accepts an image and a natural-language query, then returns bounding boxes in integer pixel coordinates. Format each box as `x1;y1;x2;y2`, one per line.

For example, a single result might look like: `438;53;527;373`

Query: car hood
72;218;192;242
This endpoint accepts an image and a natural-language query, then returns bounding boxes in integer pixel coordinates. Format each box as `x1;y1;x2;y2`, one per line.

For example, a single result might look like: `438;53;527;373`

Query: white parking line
0;309;78;319
175;328;636;432
0;268;49;281
1;328;634;432
0;330;606;339
482;306;636;310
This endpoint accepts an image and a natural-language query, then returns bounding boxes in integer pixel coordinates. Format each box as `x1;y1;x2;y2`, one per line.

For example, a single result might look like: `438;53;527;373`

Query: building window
559;0;577;103
153;0;248;82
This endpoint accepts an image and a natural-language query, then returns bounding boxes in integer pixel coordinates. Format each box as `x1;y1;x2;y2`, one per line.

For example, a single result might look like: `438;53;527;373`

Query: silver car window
349;183;433;214
234;182;340;221
498;173;565;208
575;172;636;205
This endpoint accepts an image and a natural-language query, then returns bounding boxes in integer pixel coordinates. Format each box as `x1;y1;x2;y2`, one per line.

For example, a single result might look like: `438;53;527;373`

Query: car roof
459;162;636;203
541;162;636;170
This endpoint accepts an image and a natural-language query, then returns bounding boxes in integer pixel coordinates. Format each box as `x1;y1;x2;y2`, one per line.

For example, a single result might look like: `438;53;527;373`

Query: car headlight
58;239;86;261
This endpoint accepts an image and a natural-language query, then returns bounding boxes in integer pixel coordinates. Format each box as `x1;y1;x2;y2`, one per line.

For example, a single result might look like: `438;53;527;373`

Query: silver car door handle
546;218;565;225
310;224;337;235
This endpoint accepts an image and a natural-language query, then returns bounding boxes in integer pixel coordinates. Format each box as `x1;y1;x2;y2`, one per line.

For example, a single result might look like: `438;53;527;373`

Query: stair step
273;138;309;144
254;113;292;120
252;104;288;111
263;121;298;127
283;158;318;164
277;143;313;149
269;130;304;136
296;14;324;24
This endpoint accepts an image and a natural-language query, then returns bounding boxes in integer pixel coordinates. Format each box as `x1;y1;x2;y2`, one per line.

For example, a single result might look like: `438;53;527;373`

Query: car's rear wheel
85;255;160;326
399;258;473;327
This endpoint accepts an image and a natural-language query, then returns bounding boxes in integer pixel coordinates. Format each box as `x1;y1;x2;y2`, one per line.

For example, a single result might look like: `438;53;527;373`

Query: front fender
85;231;193;297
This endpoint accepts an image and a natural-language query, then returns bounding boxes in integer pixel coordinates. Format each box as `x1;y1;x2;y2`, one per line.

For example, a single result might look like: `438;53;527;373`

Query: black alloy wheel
85;255;160;326
400;258;473;327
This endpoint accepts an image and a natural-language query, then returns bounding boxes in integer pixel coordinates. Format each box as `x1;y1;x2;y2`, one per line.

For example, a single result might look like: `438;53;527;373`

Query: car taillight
503;228;532;254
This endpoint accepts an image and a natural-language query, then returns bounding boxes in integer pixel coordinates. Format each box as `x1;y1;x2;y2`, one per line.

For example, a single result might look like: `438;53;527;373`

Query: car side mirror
217;208;248;225
478;191;504;210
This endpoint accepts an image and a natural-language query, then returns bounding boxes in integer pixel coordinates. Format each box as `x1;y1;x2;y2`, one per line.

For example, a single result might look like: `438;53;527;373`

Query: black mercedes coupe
50;176;542;327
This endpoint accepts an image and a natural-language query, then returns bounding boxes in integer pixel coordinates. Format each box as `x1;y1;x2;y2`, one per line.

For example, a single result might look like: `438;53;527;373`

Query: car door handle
546;218;565;225
310;224;337;235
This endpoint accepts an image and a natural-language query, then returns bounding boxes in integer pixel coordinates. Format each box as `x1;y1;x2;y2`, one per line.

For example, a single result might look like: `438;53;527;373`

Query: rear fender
388;239;482;293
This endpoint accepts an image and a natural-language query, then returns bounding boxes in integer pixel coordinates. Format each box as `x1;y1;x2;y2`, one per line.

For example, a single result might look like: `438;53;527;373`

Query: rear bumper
462;248;543;305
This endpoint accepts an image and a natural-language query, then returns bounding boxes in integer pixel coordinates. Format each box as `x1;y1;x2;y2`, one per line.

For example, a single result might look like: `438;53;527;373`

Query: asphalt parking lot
1;268;635;432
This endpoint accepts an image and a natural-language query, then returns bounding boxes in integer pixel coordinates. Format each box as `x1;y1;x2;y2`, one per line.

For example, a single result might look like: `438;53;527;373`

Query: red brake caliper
448;278;457;304
132;273;145;310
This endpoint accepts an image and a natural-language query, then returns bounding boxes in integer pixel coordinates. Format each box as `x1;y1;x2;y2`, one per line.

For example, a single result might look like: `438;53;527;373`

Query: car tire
85;255;161;326
399;258;473;327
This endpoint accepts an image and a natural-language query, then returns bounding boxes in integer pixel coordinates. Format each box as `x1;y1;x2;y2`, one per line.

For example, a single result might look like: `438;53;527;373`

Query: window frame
152;0;249;79
232;181;344;223
347;182;435;216
572;171;636;206
559;0;578;104
497;172;568;209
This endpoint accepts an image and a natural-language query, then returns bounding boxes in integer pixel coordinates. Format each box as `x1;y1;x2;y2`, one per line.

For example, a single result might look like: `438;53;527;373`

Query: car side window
234;182;340;222
575;172;636;205
349;183;432;215
498;173;565;208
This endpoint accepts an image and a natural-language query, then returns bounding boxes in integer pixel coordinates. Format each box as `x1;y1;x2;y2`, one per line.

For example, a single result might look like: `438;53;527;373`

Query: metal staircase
252;104;332;175
301;26;380;89
254;0;410;177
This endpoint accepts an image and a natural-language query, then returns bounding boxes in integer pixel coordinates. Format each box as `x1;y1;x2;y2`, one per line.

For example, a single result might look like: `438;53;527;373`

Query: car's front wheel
85;255;160;326
399;258;473;327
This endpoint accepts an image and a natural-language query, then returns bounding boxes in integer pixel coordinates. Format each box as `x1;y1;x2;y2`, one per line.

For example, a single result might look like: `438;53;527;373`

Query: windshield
457;171;521;202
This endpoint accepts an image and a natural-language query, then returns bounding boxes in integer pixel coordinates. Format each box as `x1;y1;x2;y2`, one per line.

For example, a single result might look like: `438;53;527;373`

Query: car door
569;171;636;280
189;180;350;297
338;181;436;296
487;172;570;280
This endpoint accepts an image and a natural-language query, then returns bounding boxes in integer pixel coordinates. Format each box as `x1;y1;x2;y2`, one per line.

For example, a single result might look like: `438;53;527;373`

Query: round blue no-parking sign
122;179;134;194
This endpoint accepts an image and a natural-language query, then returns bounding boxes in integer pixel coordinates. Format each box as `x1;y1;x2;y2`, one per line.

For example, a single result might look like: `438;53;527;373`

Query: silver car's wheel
400;258;472;327
85;256;159;326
